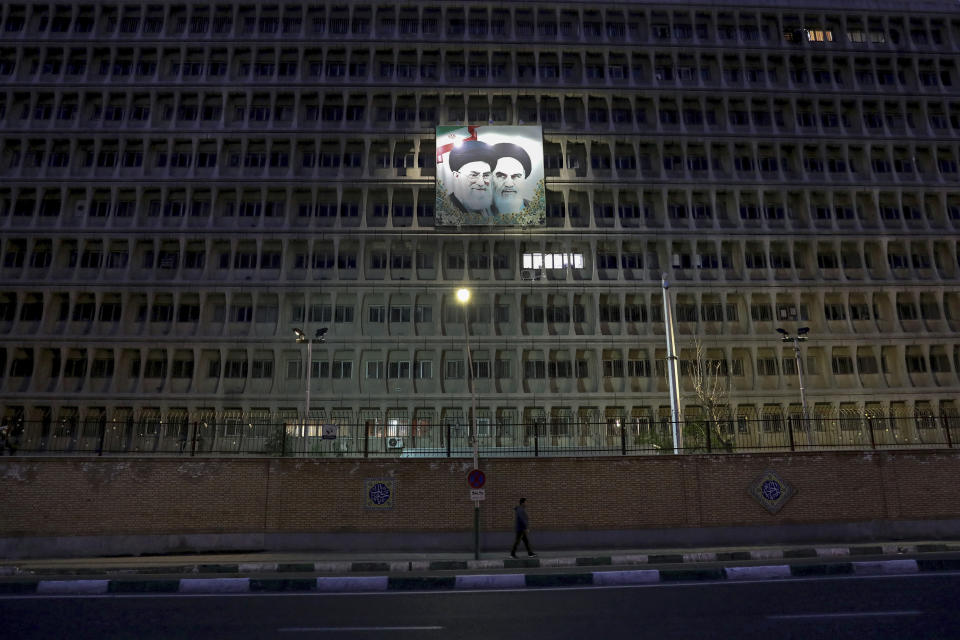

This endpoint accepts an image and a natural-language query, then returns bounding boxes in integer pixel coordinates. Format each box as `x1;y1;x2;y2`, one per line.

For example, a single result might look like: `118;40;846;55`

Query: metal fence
1;412;958;458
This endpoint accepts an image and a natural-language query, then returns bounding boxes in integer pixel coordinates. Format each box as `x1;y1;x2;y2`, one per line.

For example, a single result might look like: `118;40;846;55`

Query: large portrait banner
435;125;546;227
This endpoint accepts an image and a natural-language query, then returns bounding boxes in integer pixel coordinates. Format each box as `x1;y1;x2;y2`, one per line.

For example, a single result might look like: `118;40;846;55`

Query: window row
3;344;958;386
8;141;959;184
2;4;956;51
3;289;959;335
3;42;957;92
6;90;960;143
4;184;960;233
4;233;960;282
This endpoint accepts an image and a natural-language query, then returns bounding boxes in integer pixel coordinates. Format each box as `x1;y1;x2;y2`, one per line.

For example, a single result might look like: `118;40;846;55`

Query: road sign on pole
467;469;486;489
470;489;486;501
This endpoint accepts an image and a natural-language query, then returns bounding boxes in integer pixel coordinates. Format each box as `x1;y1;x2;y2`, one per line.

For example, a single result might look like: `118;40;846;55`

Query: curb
1;558;951;595
5;543;955;579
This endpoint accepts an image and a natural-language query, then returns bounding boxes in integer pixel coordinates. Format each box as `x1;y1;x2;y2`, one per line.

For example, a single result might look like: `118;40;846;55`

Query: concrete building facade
1;0;959;440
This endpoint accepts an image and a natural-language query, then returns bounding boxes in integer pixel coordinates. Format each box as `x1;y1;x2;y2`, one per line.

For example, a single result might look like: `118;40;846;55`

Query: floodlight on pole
292;326;328;426
778;327;811;442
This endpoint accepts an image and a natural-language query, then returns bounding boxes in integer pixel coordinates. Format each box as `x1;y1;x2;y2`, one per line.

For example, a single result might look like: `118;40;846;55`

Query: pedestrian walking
509;497;537;558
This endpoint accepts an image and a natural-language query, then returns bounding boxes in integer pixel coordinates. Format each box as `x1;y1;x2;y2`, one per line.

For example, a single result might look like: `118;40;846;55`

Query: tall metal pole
661;275;682;454
305;338;312;434
465;311;478;471
457;288;480;560
779;328;811;444
793;337;809;422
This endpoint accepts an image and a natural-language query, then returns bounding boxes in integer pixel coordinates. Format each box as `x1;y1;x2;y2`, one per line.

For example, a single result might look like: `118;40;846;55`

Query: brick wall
2;451;959;540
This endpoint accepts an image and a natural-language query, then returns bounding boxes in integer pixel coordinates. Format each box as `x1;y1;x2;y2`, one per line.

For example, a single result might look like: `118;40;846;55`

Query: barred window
831;356;855;375
603;359;624;377
756;358;778;376
628;360;651;377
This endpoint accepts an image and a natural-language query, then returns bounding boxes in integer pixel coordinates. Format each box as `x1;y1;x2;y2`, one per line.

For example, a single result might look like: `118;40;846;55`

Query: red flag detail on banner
436;126;478;164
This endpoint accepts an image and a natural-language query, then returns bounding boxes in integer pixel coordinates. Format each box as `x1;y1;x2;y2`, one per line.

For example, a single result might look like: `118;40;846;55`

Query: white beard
454;184;491;212
493;191;524;214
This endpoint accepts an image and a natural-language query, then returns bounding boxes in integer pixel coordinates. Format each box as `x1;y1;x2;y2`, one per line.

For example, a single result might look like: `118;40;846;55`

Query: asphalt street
3;572;958;639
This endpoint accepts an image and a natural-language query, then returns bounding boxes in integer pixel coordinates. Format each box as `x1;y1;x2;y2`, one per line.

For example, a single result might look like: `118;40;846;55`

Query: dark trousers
511;530;533;556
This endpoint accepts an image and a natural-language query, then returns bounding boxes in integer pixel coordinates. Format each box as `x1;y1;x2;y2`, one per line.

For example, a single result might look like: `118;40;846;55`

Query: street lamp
456;287;480;561
777;327;810;440
455;288;478;470
293;327;328;430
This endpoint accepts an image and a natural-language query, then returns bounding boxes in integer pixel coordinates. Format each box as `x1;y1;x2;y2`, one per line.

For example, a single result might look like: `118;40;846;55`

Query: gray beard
455;187;491;212
494;192;524;214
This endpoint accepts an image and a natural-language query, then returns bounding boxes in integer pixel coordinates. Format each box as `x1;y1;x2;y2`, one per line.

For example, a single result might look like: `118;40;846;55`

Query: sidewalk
2;540;960;595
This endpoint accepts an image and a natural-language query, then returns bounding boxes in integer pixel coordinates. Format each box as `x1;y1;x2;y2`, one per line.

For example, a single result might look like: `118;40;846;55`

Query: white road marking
278;626;443;633
768;610;923;620
3;569;960;600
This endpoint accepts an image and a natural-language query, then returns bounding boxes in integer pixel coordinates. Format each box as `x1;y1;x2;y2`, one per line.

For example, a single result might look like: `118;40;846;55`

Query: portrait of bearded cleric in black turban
435;126;545;227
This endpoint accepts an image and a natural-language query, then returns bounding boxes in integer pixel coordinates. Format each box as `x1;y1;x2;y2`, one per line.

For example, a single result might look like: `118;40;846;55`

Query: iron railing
1;413;957;458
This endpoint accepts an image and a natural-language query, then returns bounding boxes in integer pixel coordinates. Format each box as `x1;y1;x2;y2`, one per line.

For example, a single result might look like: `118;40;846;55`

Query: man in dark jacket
510;497;537;558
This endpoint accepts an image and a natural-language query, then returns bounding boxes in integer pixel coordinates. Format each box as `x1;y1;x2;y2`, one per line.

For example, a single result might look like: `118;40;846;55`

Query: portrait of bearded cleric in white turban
490;143;532;216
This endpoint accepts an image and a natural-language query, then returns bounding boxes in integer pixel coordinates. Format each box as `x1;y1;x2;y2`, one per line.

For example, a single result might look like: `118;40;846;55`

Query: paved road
4;573;957;639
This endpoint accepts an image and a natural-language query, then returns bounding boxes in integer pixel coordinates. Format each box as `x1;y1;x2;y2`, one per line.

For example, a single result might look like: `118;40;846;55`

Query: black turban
448;140;494;172
491;143;532;178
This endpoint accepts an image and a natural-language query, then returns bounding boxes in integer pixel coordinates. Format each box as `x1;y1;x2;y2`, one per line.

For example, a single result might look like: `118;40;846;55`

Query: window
365;361;384;379
142;358;167;379
252;360;273;378
334;305;354;322
603;358;624;377
824;303;846;321
905;354;927;373
897;303;918;321
332;361;352;379
831;356;854;375
446;359;465;379
757;358;778;376
628;360;650;377
524;360;546;379
751;304;773;322
414;305;432;323
413;360;433;380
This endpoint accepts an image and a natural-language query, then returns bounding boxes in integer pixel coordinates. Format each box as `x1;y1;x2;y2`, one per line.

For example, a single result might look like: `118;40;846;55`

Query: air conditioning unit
520;269;545;281
387;437;404;449
75;203;86;216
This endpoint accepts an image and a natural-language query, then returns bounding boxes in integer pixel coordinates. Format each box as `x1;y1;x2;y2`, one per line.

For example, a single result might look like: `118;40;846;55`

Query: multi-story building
1;0;959;443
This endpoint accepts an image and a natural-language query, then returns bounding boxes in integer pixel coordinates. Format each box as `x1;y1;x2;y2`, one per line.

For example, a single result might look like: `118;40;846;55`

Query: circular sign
467;469;486;489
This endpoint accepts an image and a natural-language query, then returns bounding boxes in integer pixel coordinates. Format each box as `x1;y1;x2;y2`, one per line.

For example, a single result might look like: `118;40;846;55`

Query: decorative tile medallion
748;469;795;514
365;478;396;510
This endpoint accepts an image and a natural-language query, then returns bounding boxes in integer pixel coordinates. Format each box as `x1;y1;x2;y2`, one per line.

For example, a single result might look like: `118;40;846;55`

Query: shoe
509;554;517;559
528;553;538;558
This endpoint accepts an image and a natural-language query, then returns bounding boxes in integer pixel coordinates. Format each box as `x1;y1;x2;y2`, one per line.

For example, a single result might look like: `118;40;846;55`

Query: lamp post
777;327;810;441
293;327;328;433
456;287;480;560
456;288;478;470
